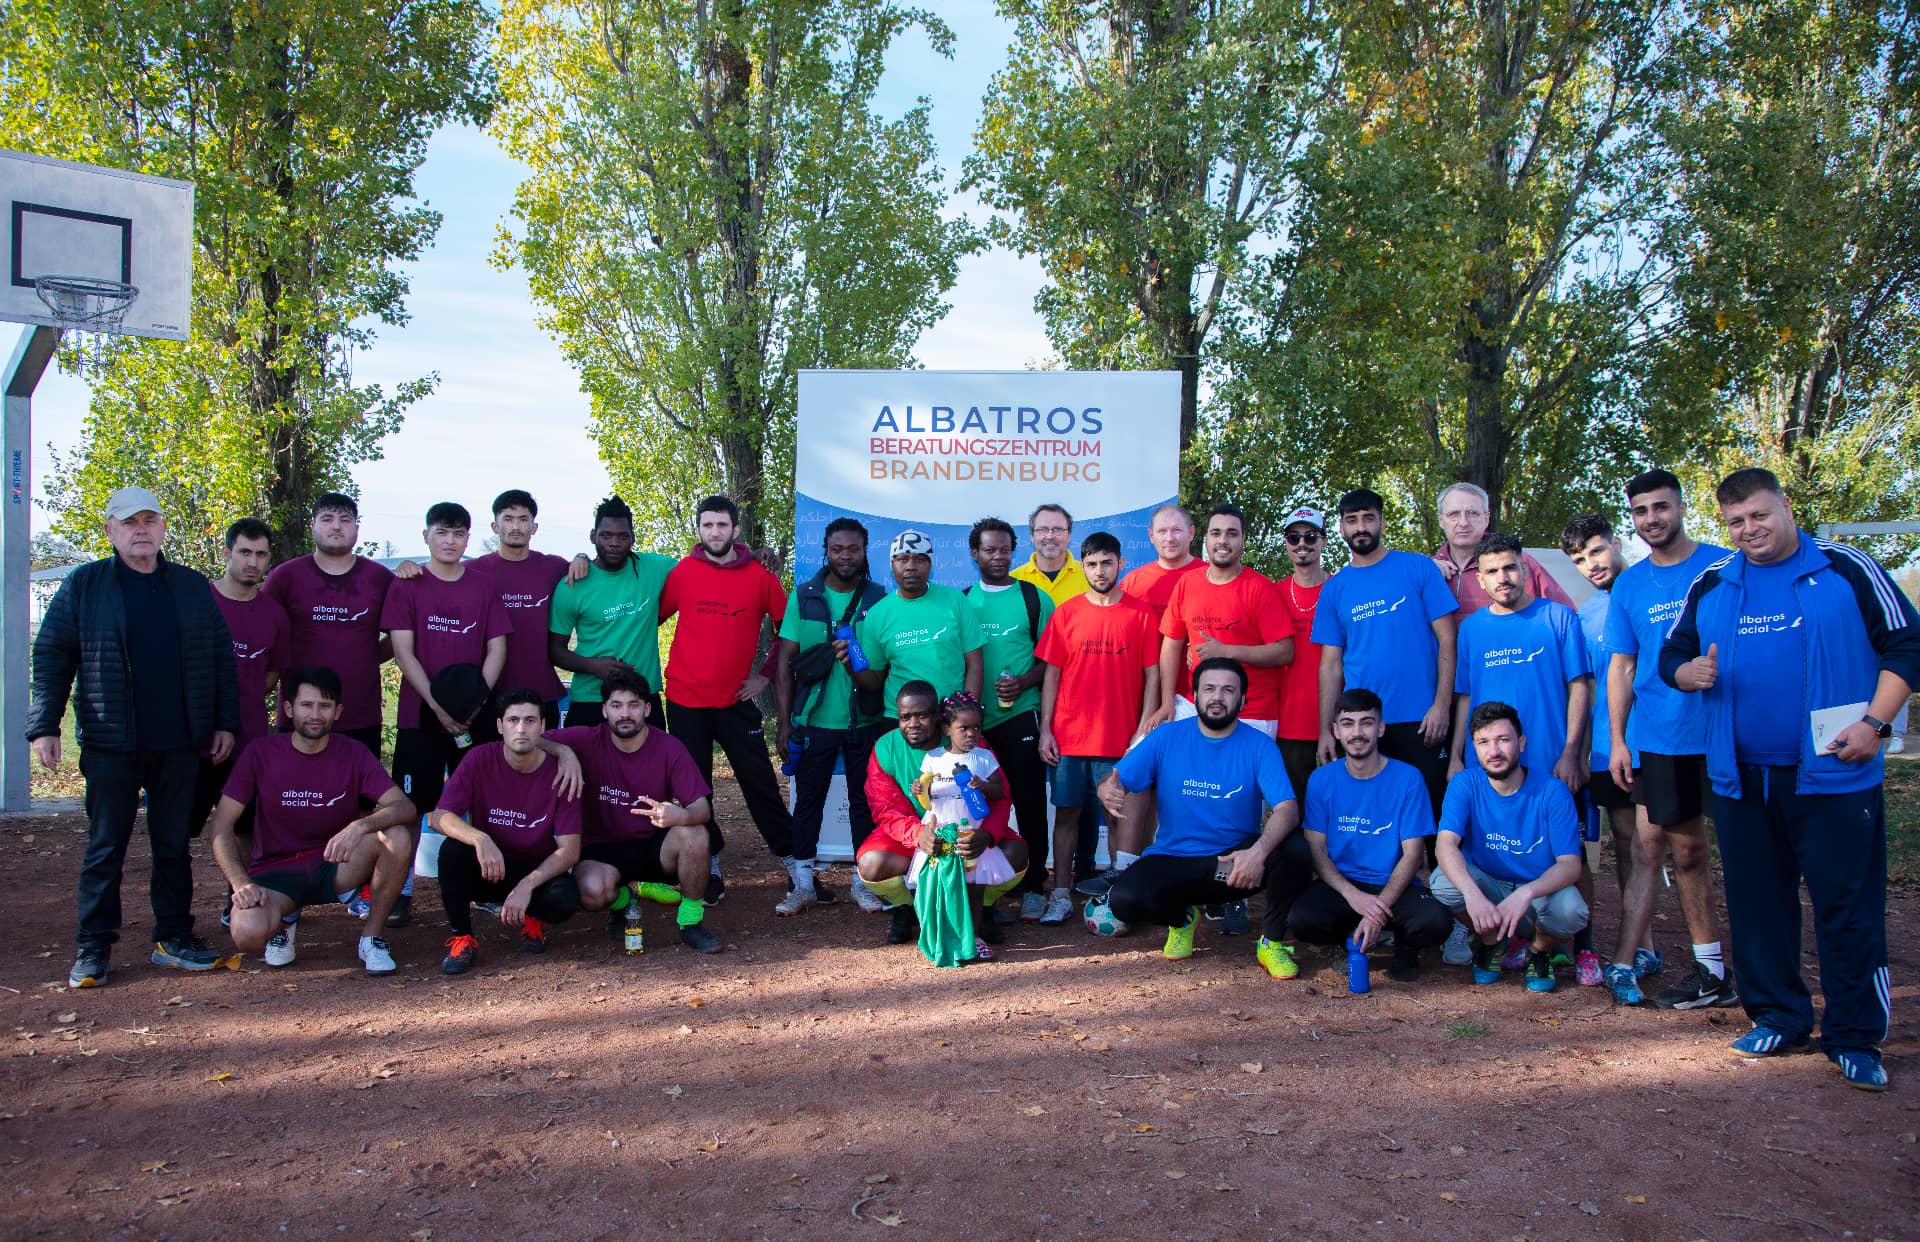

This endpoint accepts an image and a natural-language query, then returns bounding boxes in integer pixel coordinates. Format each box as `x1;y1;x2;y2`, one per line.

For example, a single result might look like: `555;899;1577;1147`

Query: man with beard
1430;482;1574;622
1429;702;1588;993
263;493;395;758
554;669;724;954
433;690;585;974
1274;506;1330;798
1011;503;1089;605
195;520;290;838
854;682;1027;948
468;491;572;729
549;495;675;727
1563;513;1659;1004
1098;659;1312;977
1033;533;1160;923
1314;488;1458;815
1604;469;1738;1011
209;666;415;975
1289;688;1451;981
773;517;888;914
963;517;1055;922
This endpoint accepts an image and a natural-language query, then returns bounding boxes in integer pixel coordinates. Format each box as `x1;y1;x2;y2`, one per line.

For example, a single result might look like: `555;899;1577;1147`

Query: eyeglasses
1284;529;1323;545
1031;525;1070;536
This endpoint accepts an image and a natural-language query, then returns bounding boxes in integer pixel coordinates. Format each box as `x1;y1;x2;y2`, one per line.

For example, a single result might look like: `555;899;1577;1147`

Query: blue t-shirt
1438;766;1582;883
1729;557;1806;765
1303;758;1437;885
1576;591;1626;770
1115;719;1295;859
1454;598;1590;775
1605;543;1728;757
1312;551;1458;725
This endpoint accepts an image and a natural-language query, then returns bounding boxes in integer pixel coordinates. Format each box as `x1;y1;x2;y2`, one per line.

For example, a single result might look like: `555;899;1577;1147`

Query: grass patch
1887;758;1919;889
1445;1018;1488;1040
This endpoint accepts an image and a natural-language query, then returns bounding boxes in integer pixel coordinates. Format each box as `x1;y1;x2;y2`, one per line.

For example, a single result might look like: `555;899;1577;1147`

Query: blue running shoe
1633;947;1664;979
1470;939;1502;985
1728;1025;1812;1057
1524;950;1557;993
1603;963;1644;1006
1218;900;1250;936
1832;1050;1888;1092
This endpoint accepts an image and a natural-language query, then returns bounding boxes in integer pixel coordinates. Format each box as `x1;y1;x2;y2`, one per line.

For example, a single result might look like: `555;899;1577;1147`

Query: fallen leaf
863;1173;890;1185
1439;1192;1459;1203
1624;1195;1647;1205
1164;1170;1187;1180
932;1039;949;1047
685;997;704;1008
162;996;189;1007
1448;1145;1466;1156
873;1210;905;1227
1132;1124;1158;1134
204;1071;232;1083
787;1173;805;1186
140;1160;174;1175
1214;1182;1237;1192
1238;1061;1262;1075
1019;1105;1046;1117
662;1085;683;1099
55;1012;77;1024
550;1070;574;1080
675;1025;693;1036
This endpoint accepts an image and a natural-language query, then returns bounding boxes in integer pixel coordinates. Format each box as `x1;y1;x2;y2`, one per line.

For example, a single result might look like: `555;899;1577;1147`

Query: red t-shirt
221;734;396;876
471;551;570;703
1275;576;1324;741
1033;594;1160;758
547;725;711;844
263;556;395;732
1118;558;1205;699
438;742;582;862
379;568;514;728
211;586;290;749
658;552;787;708
1160;567;1290;720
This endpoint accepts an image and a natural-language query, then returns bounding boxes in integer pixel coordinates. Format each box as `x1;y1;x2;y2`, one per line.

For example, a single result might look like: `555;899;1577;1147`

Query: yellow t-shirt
1011;553;1089;607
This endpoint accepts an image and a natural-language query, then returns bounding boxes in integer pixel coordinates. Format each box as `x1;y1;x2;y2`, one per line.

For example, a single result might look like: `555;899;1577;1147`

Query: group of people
29;465;1916;1093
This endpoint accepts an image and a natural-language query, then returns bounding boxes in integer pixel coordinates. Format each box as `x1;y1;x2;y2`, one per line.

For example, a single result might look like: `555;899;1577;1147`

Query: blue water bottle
780;734;805;775
954;767;990;820
1347;931;1372;995
835;624;869;673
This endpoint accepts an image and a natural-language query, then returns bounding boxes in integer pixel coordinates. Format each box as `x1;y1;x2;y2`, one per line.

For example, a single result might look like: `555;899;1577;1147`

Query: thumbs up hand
1682;642;1719;692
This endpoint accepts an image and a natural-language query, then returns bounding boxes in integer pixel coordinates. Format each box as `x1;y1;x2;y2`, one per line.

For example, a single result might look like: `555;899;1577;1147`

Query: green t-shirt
776;585;879;731
857;584;984;717
965;581;1055;728
548;552;674;703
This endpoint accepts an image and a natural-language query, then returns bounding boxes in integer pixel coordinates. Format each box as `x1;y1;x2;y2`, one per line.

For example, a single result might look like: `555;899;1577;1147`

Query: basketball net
34;275;138;377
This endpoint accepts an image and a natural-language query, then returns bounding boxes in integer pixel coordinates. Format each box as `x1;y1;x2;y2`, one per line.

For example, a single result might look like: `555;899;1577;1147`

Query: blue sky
25;1;1051;556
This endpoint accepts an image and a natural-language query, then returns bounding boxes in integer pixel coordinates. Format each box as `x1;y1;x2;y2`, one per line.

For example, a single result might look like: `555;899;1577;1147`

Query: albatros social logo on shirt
1480;645;1547;668
1738;611;1802;635
1335;814;1393;836
426;614;479;635
279;788;348;809
502;590;550;610
891;624;951;650
311;604;372;624
1347;595;1408;623
485;808;548;834
695;596;751;618
1179;776;1244;801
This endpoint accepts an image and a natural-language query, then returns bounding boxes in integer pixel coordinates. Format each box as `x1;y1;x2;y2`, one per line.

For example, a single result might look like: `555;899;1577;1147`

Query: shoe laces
523;917;545;939
444;934;478;955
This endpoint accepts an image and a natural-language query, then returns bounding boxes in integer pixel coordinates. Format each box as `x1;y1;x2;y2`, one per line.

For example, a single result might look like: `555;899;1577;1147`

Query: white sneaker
1442;922;1473;966
850;877;887;913
358;935;396;975
1020;891;1047;922
1038;890;1074;926
774;881;818;917
264;923;298;968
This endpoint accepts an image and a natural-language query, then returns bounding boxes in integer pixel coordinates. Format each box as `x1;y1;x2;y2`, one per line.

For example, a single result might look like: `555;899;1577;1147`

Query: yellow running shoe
1163;907;1199;959
1256;935;1299;979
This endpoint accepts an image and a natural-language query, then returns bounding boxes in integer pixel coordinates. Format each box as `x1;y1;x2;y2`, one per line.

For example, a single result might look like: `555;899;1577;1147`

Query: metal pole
3;325;60;811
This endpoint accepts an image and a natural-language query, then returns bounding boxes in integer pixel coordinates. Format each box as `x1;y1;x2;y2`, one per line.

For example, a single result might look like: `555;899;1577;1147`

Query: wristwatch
1862;714;1893;739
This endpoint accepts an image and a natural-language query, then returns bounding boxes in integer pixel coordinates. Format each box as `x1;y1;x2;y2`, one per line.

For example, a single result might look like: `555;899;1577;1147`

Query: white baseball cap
1282;506;1325;532
105;486;164;521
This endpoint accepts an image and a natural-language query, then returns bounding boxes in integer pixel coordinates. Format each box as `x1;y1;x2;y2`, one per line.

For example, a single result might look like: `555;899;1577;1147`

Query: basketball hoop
34;275;139;332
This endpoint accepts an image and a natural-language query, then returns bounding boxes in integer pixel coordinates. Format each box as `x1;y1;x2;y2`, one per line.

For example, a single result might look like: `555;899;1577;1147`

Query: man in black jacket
29;487;240;988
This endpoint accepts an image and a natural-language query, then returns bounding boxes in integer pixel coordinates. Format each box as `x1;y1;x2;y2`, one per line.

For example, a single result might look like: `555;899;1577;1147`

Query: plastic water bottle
624;890;645;956
835;625;869;672
995;671;1017;711
1347;931;1371;995
780;734;805;775
954;767;991;820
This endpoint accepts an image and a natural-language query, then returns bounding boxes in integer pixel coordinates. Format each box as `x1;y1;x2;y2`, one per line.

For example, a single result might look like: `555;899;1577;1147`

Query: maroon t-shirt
211;586;290;749
221;734;397;876
437;743;581;861
471;551;569;703
379;568;513;728
547;725;711;844
263;556;395;732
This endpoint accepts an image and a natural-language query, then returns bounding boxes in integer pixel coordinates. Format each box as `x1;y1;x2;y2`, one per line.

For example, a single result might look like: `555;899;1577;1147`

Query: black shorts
1588;766;1634;810
1635;751;1708;827
252;860;342;907
581;823;723;881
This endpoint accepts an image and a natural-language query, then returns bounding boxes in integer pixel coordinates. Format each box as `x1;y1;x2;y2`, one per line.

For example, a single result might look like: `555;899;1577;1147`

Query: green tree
492;0;977;553
0;0;493;568
966;0;1341;470
1648;0;1919;563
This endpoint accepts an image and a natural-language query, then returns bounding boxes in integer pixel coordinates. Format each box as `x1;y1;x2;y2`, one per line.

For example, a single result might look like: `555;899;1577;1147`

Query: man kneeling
556;670;724;954
211;666;417;975
433;690;583;974
1290;689;1453;981
1099;658;1313;977
1430;701;1589;992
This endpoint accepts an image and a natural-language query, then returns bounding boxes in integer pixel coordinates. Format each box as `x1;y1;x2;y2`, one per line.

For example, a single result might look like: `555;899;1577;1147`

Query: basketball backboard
0;149;193;340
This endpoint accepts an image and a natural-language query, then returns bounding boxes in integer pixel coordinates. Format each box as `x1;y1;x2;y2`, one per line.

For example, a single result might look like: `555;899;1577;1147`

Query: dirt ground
3;783;1915;1242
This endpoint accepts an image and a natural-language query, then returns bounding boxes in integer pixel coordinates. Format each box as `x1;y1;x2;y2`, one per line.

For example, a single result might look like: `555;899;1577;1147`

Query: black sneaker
1388;944;1421;983
68;947;110;989
441;933;478;975
679;923;724;954
976;908;1005;945
1075;867;1124;898
703;873;727;906
886;905;918;944
151;936;221;971
1653;961;1740;1010
385;893;414;928
811;877;839;906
